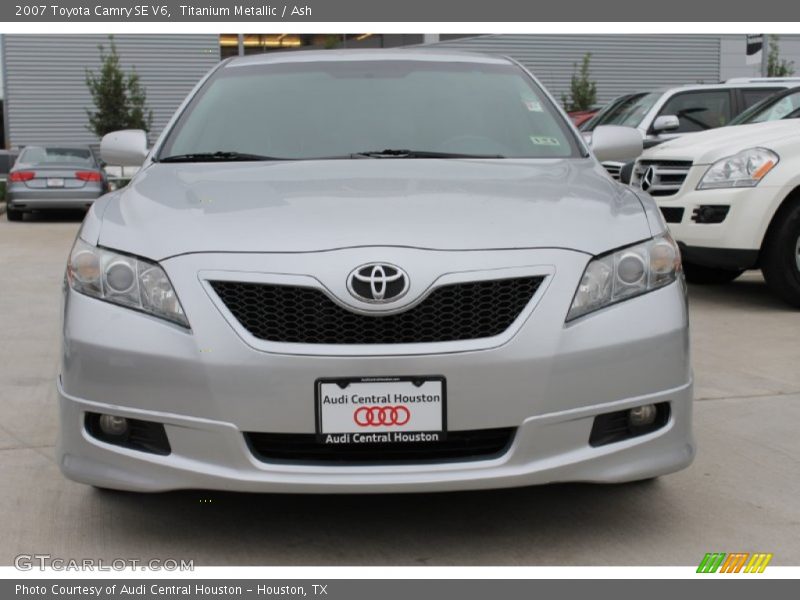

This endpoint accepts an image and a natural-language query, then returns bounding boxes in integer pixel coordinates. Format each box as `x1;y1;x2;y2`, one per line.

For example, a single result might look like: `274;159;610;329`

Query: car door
646;89;734;146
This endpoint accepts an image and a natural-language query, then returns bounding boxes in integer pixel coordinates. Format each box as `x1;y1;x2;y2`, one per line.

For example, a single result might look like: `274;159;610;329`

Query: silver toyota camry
58;50;694;493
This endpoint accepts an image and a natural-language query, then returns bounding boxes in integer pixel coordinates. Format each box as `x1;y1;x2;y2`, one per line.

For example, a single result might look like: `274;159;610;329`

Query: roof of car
224;48;514;68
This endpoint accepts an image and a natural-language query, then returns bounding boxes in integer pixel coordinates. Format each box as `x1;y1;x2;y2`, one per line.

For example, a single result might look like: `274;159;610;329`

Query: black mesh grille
245;428;516;465
210;277;543;345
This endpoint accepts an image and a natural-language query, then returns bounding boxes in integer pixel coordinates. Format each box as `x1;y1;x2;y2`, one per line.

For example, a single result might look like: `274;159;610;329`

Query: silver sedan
57;50;693;493
6;145;107;221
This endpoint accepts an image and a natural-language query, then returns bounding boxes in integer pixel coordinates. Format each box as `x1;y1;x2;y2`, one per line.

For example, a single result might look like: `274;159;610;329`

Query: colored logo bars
697;552;773;573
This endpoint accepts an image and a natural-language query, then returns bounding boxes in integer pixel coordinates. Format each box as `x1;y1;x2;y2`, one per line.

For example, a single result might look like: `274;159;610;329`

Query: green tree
85;37;153;138
767;35;795;77
562;53;598;112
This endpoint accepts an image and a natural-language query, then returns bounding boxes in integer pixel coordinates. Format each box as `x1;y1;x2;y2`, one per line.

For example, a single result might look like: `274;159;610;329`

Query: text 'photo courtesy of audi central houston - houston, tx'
58;49;693;493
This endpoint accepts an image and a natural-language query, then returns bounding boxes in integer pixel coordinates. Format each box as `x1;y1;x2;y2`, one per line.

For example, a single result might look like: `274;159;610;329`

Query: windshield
18;146;93;166
730;89;800;125
158;60;581;161
580;92;659;131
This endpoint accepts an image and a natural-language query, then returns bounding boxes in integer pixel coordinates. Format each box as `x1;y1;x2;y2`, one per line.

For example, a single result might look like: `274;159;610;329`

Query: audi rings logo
354;406;411;427
347;262;409;303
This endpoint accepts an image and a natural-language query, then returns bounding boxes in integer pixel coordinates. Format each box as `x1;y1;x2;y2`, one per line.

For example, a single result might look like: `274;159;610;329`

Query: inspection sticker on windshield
530;136;561;146
523;99;543;112
316;376;446;444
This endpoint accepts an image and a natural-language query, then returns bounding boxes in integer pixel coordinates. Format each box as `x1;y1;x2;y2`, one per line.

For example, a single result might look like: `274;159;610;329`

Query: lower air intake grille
245;428;516;465
210;277;544;345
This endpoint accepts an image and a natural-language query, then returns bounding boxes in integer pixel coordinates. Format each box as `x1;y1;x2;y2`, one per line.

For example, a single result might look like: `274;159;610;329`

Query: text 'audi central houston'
58;50;693;493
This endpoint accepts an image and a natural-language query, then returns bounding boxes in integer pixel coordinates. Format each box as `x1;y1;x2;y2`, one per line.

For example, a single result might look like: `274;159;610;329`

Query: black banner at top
3;0;800;22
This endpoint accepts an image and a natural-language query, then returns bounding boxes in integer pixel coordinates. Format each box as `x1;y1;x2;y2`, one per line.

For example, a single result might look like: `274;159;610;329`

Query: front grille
632;160;693;197
245;428;516;465
210;276;543;345
602;161;623;180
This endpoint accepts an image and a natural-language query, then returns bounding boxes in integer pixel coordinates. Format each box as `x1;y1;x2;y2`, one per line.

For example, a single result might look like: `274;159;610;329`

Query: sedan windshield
158;60;581;161
580;92;660;131
729;89;800;125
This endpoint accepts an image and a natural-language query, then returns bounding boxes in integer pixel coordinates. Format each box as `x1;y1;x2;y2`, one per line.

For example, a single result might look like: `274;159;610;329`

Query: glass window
741;88;780;110
581;92;659;131
746;90;800;123
18;146;94;166
160;61;580;160
657;91;732;133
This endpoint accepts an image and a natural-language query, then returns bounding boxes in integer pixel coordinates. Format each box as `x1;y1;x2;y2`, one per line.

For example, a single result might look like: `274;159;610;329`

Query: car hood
642;119;800;165
96;158;652;260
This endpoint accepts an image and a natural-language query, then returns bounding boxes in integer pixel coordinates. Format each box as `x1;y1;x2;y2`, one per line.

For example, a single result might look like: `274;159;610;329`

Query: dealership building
2;33;800;149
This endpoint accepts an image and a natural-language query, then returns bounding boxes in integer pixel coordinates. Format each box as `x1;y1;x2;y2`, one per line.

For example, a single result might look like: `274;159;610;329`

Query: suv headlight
66;238;189;328
567;233;681;321
697;147;779;190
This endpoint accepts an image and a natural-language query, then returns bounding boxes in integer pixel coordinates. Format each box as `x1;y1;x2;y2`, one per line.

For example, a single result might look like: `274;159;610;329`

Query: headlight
567;233;681;321
697;147;779;190
67;238;189;328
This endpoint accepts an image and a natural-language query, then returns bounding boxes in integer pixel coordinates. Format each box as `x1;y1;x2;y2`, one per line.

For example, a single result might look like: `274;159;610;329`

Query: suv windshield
159;60;581;161
580;92;660;131
729;89;800;125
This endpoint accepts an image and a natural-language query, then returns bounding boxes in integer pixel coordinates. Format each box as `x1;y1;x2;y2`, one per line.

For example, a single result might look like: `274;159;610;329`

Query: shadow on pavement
89;479;668;565
687;276;795;313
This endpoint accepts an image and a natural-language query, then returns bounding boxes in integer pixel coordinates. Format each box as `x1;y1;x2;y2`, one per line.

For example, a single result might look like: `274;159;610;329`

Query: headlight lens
697;147;779;190
567;233;681;321
67;239;189;328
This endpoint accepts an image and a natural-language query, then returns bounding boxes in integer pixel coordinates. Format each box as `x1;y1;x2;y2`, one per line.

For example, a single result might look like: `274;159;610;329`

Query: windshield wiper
158;151;285;163
351;149;505;159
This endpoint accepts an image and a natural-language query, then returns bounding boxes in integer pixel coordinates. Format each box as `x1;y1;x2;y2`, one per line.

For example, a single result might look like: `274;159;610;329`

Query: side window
741;88;780;110
657;91;732;133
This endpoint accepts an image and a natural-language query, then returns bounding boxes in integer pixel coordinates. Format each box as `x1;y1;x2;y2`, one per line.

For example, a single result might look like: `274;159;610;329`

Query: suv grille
210;276;544;345
633;160;693;197
245;428;516;465
602;161;623;180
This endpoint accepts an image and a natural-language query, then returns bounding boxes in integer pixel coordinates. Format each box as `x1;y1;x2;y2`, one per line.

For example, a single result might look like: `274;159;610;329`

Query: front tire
683;262;744;285
761;200;800;307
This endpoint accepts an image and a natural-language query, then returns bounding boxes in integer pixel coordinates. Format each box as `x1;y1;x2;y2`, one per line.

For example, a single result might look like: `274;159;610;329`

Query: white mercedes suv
631;86;800;305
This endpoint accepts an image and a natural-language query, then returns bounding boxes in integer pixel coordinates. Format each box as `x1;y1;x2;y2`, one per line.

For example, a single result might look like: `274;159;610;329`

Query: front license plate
47;178;65;188
316;376;446;445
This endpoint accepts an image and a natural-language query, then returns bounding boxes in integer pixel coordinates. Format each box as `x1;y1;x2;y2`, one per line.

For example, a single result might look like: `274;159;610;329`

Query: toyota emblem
641;166;656;192
354;406;411;427
347;263;409;303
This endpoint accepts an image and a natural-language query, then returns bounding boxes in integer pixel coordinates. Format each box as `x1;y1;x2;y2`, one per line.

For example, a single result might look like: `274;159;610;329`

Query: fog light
628;404;657;427
98;414;128;436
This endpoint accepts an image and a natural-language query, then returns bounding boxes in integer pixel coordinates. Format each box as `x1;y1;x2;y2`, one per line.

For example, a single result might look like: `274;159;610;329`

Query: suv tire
762;200;800;307
683;262;744;285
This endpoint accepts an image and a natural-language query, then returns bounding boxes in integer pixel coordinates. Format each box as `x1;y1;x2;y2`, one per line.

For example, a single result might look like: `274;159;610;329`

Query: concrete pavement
0;212;798;566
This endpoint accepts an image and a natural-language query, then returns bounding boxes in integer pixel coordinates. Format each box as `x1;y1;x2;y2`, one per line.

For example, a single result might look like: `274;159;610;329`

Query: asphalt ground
0;211;798;566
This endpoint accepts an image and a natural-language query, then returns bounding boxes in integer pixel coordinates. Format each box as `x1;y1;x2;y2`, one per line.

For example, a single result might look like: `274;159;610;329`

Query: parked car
58;50;692;493
630;89;800;305
567;108;600;127
581;81;795;180
5;145;108;221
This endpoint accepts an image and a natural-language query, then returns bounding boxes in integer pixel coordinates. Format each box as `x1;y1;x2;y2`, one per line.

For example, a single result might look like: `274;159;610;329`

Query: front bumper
653;165;787;267
58;247;694;493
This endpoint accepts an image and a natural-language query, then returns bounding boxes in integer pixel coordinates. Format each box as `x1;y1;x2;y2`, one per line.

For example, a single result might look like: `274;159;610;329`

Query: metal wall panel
2;34;220;148
422;34;722;105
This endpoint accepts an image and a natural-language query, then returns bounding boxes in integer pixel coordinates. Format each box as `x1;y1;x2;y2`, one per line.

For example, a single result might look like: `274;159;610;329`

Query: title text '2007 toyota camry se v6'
58;50;693;493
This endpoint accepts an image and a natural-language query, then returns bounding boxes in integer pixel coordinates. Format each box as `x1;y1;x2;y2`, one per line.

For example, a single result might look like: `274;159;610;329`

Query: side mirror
591;125;643;163
652;115;680;133
100;129;148;167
